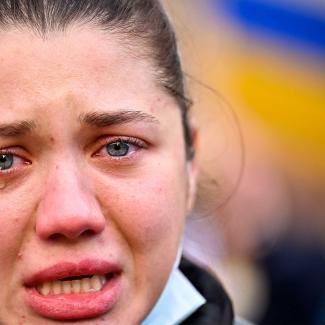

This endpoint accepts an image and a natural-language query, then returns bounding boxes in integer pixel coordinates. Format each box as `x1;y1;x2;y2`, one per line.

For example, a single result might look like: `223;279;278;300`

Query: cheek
96;168;188;253
0;180;40;265
0;197;33;294
0;206;28;258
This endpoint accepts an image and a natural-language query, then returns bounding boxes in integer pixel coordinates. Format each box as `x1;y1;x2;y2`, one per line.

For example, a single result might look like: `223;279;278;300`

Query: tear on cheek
0;180;6;189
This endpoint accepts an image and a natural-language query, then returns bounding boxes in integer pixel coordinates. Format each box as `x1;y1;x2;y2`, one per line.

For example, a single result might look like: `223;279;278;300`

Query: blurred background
163;1;325;324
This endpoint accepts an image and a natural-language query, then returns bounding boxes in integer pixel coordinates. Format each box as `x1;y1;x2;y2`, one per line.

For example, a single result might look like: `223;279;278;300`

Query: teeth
62;281;71;294
81;277;91;292
52;281;62;295
36;275;107;296
100;276;107;285
91;275;102;291
38;282;51;296
72;279;81;294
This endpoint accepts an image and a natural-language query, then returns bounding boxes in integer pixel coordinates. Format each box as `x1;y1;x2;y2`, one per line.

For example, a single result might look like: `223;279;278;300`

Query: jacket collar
142;268;206;325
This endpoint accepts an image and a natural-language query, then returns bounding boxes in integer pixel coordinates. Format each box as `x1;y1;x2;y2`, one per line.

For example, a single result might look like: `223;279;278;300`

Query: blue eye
0;154;14;170
106;141;130;157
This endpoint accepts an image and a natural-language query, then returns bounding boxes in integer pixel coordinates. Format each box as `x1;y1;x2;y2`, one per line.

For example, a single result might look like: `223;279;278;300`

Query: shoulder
179;258;255;325
179;258;234;325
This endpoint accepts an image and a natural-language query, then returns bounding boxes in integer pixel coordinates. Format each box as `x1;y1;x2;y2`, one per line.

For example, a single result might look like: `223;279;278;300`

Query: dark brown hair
0;0;193;159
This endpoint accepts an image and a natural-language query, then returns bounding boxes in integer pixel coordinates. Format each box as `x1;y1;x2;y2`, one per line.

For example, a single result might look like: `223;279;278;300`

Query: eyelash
94;136;147;160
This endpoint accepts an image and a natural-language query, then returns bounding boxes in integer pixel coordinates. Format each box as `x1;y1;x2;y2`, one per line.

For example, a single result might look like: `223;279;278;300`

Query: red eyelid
91;136;147;162
0;146;28;157
0;147;32;170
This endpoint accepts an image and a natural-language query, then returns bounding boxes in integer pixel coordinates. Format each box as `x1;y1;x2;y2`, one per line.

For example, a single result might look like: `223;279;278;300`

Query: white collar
142;268;206;325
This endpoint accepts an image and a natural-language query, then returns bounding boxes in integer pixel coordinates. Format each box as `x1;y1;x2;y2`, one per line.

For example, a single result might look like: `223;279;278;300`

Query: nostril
48;233;64;241
81;229;96;237
47;229;96;241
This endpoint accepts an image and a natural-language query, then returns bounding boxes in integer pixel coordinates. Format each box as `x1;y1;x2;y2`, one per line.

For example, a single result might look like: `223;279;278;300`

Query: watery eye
0;154;14;171
106;141;130;157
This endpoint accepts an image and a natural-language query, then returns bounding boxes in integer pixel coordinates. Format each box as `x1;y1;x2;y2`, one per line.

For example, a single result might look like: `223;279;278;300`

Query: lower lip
24;275;122;320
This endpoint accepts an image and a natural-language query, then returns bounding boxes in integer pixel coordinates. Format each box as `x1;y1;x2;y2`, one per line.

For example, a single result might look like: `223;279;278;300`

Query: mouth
24;259;123;321
36;273;113;296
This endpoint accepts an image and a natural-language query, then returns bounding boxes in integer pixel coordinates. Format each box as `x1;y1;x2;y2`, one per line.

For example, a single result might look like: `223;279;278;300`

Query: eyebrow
79;110;160;128
0;120;36;137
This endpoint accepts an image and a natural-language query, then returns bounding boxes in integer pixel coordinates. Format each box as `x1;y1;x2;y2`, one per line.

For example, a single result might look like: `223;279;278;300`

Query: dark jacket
180;258;234;325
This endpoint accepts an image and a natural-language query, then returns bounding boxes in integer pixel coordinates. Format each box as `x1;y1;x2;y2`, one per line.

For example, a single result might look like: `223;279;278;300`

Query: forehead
0;26;168;119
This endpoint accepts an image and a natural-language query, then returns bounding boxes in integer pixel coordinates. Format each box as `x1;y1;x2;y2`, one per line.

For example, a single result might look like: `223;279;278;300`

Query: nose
35;163;105;241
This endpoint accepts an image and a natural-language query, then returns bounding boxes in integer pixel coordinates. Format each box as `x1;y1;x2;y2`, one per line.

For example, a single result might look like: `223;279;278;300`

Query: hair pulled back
0;0;193;159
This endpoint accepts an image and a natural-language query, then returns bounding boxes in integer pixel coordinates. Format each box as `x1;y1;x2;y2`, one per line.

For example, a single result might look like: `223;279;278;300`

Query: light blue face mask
141;246;206;325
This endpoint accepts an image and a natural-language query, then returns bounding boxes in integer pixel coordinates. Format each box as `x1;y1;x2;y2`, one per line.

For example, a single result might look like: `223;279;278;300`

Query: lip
24;259;123;320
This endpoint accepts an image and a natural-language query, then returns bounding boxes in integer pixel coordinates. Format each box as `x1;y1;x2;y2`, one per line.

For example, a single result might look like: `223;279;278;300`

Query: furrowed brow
79;110;160;128
0;120;36;137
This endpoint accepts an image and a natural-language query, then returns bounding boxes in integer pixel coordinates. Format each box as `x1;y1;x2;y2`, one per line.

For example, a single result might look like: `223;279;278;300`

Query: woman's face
0;27;196;324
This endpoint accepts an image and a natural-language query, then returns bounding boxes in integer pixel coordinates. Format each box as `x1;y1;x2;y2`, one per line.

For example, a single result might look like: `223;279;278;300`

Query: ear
186;124;199;212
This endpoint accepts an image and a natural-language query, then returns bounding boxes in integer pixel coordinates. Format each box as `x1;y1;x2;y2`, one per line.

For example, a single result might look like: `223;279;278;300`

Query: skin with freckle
0;26;197;324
